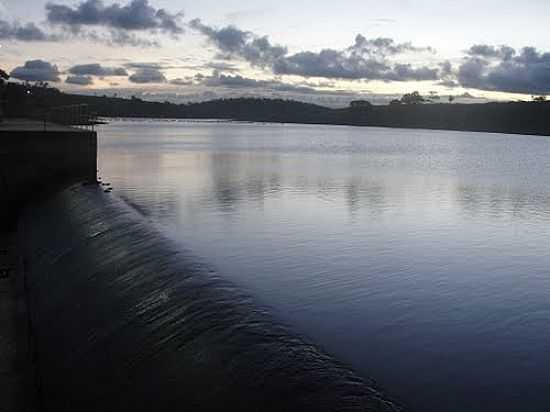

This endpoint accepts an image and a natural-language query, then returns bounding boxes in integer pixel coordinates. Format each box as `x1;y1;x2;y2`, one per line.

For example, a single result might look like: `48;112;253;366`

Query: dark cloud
350;34;434;57
467;44;515;60
438;79;459;88
206;62;240;72
201;71;314;93
191;21;439;82
0;20;53;41
0;16;159;47
272;49;438;81
195;71;365;99
435;61;457;87
10;60;61;82
99;29;160;47
128;67;167;83
69;63;128;76
46;0;184;34
189;19;287;66
457;57;487;89
66;75;94;85
458;46;550;94
166;69;356;98
170;78;193;86
439;61;453;77
124;62;164;70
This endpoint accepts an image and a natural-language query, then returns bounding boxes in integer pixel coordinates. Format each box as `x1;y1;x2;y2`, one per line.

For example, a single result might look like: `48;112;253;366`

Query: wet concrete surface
21;184;403;412
0;231;19;412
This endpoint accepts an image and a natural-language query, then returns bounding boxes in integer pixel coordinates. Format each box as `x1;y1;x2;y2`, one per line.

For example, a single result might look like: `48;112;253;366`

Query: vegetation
400;91;426;105
4;82;550;136
0;69;9;122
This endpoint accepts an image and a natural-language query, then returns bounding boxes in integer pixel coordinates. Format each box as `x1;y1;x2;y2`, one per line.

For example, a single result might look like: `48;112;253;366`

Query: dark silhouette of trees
427;91;440;102
0;68;9;122
400;91;425;104
0;69;8;83
4;81;550;135
532;95;547;102
349;100;372;109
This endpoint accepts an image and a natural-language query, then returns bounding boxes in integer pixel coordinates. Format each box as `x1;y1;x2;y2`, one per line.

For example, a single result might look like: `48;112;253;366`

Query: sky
1;0;550;106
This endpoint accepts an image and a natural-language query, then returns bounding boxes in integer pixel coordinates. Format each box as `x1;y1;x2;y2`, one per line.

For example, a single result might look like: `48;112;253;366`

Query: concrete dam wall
0;121;96;226
21;185;402;412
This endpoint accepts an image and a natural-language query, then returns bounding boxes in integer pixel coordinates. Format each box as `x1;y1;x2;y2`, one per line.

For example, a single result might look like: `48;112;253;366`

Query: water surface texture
98;120;550;412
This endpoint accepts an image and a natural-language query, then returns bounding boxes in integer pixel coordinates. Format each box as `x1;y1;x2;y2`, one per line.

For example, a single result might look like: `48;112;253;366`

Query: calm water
98;119;550;412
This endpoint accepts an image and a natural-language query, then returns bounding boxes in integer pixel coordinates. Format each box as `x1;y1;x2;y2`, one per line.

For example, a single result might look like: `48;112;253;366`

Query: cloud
467;44;515;60
165;69;356;97
46;0;184;34
128;67;166;83
200;71;314;93
170;78;193;86
10;60;61;82
350;34;434;57
191;21;439;82
458;45;550;94
189;19;287;66
192;71;367;100
0;20;53;41
92;29;160;47
124;62;164;70
124;61;195;71
272;50;438;81
206;62;240;72
68;63;128;76
66;75;94;85
438;79;459;88
0;16;157;47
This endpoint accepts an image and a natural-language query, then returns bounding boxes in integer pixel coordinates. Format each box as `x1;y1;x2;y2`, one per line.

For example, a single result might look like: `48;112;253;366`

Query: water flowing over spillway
95;120;550;412
22;185;401;411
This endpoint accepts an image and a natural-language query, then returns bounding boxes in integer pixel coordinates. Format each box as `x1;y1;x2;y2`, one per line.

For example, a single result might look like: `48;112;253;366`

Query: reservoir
98;119;550;412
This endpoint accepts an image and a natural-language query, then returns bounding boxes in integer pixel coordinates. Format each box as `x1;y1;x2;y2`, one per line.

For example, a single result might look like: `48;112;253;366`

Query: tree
427;91;440;102
0;69;8;84
349;100;372;109
532;95;547;102
448;95;455;103
400;91;425;104
0;68;9;122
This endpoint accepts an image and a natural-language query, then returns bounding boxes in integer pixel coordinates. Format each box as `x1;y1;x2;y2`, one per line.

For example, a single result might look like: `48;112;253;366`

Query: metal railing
31;104;101;131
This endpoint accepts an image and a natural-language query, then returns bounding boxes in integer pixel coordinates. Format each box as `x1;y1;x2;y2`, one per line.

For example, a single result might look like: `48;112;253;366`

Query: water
97;119;550;412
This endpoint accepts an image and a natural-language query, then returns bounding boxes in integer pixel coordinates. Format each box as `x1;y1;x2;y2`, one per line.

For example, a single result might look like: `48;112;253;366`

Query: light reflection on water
98;119;550;412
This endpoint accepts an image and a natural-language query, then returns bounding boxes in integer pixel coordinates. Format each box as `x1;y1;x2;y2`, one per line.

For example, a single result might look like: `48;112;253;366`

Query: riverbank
8;82;550;137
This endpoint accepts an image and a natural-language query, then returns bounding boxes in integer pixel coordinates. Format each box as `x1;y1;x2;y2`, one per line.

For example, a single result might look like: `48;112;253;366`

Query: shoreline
99;115;550;138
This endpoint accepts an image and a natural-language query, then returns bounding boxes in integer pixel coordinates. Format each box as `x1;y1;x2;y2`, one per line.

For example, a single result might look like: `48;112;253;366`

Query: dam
0;119;401;411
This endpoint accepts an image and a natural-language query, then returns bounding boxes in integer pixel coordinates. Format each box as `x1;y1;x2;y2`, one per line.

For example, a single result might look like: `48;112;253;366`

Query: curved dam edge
21;184;403;412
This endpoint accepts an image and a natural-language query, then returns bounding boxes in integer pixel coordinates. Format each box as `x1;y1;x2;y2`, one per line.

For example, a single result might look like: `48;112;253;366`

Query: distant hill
5;82;550;136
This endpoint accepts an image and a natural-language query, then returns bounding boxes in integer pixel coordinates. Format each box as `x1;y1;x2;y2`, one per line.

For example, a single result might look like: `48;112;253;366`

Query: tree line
2;79;550;136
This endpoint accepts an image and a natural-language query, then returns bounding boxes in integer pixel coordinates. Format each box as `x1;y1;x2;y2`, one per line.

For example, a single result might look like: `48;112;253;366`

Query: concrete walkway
0;230;19;412
0;118;91;133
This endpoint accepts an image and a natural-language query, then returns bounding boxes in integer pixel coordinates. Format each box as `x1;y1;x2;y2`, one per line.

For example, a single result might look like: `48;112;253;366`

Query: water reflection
98;120;550;412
